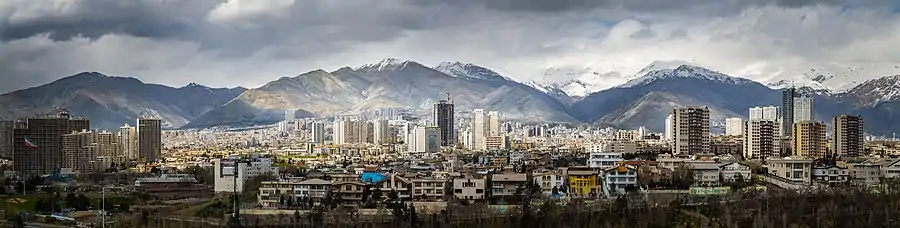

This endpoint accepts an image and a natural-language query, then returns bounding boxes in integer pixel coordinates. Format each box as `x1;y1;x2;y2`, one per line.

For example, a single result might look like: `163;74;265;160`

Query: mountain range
1;59;899;136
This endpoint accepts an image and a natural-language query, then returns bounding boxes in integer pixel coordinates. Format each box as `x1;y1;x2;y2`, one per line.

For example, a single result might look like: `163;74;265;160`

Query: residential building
137;118;162;162
490;173;527;199
533;170;566;196
411;177;448;201
568;170;600;196
793;96;814;123
744;120;778;160
411;126;440;153
372;119;390;144
471;109;486;150
749;106;779;121
0;120;12;159
310;122;325;144
793;121;827;159
434;99;455;146
333;119;372;145
673;107;710;154
587;145;623;169
258;178;333;208
601;165;638;197
452;175;487;201
373;174;413;200
767;158;814;184
884;159;900;179
725;118;744;136
812;165;849;185
719;162;752;182
665;114;675;141
485;135;507;150
487;111;501;137
214;155;279;192
833;115;864;157
118;124;137;160
848;161;881;186
690;163;722;186
62;131;102;174
13;110;91;177
333;181;368;204
285;109;296;122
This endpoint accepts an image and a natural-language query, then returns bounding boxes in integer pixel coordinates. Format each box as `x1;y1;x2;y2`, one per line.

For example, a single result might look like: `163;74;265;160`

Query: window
476;189;484;194
455;189;462;194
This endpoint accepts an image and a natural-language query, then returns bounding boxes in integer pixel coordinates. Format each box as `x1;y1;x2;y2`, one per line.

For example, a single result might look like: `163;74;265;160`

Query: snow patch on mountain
634;60;694;77
356;58;411;71
617;65;754;88
734;61;900;92
534;67;625;97
433;62;511;81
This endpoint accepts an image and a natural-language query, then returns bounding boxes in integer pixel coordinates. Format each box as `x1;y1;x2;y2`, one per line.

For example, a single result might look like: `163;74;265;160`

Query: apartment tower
12;110;90;176
833;115;864;157
433;98;455;146
672;107;710;154
137;118;162;163
744;120;777;160
792;121;827;159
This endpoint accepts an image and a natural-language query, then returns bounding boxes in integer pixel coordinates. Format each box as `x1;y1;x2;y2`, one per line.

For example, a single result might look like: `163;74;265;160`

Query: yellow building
568;170;600;196
793;121;827;159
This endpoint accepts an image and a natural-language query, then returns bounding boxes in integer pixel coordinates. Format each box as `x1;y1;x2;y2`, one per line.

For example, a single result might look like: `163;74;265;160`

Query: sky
1;0;900;94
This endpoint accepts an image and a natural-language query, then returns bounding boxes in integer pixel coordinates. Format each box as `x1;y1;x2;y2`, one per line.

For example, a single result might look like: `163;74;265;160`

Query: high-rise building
62;130;118;174
725;118;745;136
793;121;827;159
833;115;864;157
673;107;710;154
487;111;501;137
13;110;91;176
119;124;137;160
744;120;777;160
137;118;162;163
781;88;799;137
433;99;455;146
0;120;12;159
472;109;486;151
411;126;440;153
310;122;325;144
749;106;779;121
665;114;675;141
372;119;390;144
285;109;296;122
793;96;814;123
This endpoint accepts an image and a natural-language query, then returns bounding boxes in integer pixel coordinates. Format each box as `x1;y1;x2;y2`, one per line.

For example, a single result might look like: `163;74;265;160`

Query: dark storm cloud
0;0;220;41
414;0;894;12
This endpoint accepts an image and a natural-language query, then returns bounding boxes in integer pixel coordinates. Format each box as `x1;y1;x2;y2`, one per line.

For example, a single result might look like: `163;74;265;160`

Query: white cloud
1;1;900;93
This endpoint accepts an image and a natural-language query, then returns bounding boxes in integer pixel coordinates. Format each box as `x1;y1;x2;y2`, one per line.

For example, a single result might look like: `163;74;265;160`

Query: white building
371;119;389;144
411;126;440;153
487;111;501;137
586;143;624;169
118;124;137;160
452;176;487;201
533;170;566;196
285;109;296;122
691;163;722;186
793;96;814;122
602;165;638;197
258;178;332;207
749;106;779;121
725;118;744;136
720;162;752;182
472;109;486;150
665;114;675;141
310;122;325;144
333;119;372;145
214;155;279;193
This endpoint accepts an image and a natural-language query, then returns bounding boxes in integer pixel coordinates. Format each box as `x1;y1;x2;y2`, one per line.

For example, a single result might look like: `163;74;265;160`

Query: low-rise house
690;163;722;186
882;159;900;179
848;161;882;186
767;158;814;184
332;181;368;205
602;165;638;197
452;175;487;202
568;170;600;196
719;162;752;183
372;174;413;200
258;178;333;208
812;165;849;185
411;177;448;201
533;169;567;196
490;173;528;202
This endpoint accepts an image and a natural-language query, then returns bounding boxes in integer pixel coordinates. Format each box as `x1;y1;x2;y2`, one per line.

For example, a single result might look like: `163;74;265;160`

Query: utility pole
227;159;244;228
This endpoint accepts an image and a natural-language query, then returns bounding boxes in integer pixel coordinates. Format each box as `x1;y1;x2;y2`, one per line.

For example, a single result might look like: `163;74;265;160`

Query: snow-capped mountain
735;61;900;92
633;60;695;77
433;61;511;81
532;67;625;98
839;75;900;107
617;65;755;88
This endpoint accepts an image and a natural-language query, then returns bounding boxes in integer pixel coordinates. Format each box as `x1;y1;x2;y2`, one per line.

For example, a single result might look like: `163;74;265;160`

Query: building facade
673;107;710;154
13;110;91;176
793;121;827;159
137;118;162;162
434;99;455;146
833;115;864;157
725;118;745;136
744;120;777;160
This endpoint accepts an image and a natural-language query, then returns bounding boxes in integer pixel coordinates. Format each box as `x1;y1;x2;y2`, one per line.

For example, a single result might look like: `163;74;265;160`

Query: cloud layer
1;0;899;93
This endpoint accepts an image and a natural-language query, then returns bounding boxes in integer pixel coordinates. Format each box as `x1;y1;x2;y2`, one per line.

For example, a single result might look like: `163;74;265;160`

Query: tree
672;165;695;188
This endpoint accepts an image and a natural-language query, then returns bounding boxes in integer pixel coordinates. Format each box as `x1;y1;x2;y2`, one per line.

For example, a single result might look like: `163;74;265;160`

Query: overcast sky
1;0;899;93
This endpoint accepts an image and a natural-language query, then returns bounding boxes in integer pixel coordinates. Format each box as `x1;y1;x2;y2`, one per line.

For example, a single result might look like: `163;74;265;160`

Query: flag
24;137;39;149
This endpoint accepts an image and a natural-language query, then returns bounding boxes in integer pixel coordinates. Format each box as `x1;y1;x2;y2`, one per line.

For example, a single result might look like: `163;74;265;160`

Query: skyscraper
372;119;390;144
673;107;710;154
665;114;675;141
793;96;814;123
487;111;501;137
725;118;745;136
433;99;455;147
744;120;777;160
13;110;91;176
119;124;137;160
310;122;325;144
833;115;864;157
781;88;798;137
749;106;779;121
793;121;827;159
137;118;162;163
412;126;440;153
471;109;486;151
0;120;12;159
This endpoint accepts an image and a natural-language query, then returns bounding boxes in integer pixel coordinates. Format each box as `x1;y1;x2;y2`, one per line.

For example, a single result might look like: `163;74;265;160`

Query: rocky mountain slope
0;72;245;129
183;59;576;128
